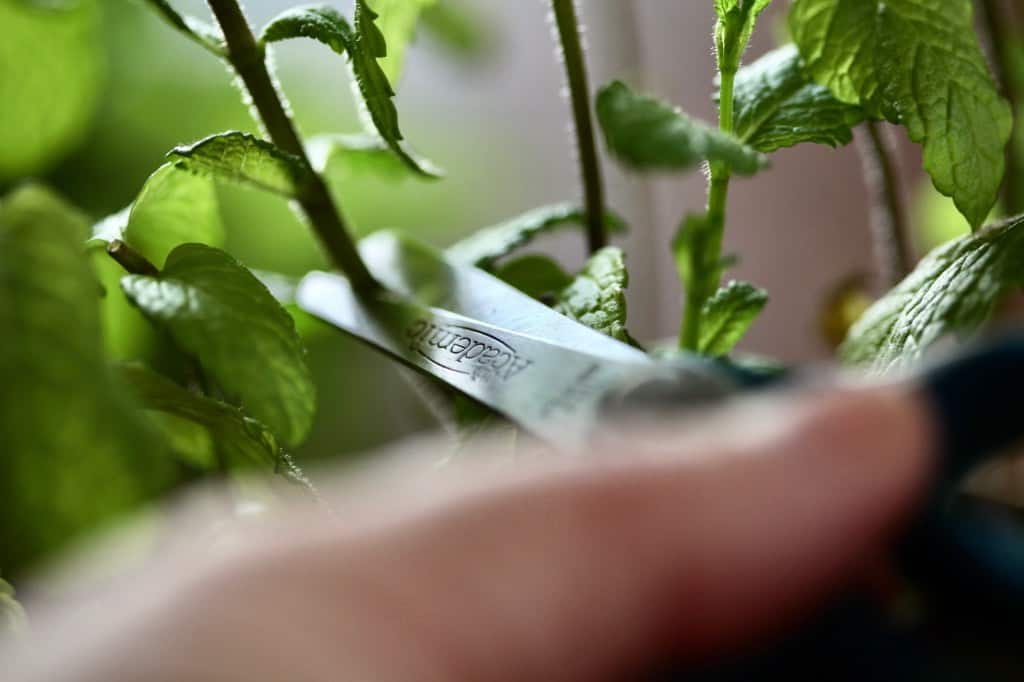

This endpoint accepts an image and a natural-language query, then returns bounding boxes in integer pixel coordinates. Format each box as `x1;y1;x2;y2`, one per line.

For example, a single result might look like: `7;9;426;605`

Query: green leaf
0;0;103;181
0;186;176;575
307;132;441;180
841;216;1024;370
141;0;225;56
554;247;633;343
715;0;773;73
789;0;1013;228
728;44;865;152
367;0;438;83
121;244;316;447
0;578;27;635
596;81;767;175
698;280;768;356
447;203;627;269
419;0;494;62
493;255;572;301
168;132;313;199
260;3;440;178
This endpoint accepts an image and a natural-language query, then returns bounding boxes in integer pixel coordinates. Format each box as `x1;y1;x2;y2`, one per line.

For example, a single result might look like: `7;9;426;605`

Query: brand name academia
406;318;533;382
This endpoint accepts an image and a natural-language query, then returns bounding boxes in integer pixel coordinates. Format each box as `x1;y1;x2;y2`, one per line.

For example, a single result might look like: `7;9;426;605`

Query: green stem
681;69;736;351
551;0;608;254
107;240;159;276
857;121;913;287
205;0;378;291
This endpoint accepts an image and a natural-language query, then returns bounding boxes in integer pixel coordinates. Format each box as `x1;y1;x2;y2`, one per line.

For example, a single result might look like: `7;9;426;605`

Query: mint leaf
729;44;865;152
142;0;225;56
596;81;767;175
260;3;440;178
841;216;1024;370
447;203;627;268
789;0;1013;228
715;0;773;72
368;0;437;82
0;186;176;574
698;280;768;356
554;247;633;343
0;578;27;635
493;255;572;301
121;244;316;447
168;132;313;199
0;0;102;180
307;132;441;180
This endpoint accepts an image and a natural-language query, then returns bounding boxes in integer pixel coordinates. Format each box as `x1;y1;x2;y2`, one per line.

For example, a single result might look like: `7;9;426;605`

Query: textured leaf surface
168;132;312;198
142;0;224;55
447;203;626;268
842;217;1024;369
493;255;572;301
0;186;175;575
790;0;1012;227
260;3;439;177
554;247;632;343
0;0;102;180
307;132;440;180
596;81;767;175
698;281;768;356
729;45;865;152
121;244;316;446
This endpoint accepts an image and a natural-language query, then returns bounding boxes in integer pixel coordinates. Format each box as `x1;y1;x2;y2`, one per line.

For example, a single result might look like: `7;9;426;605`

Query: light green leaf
715;0;773;73
260;3;440;178
729;44;865;152
0;0;103;181
0;186;176;575
841;216;1024;370
168;132;313;199
493;255;572;301
307;132;440;180
789;0;1013;228
121;244;316;447
447;203;627;268
367;0;437;83
419;0;494;62
141;0;225;56
554;247;633;343
698;280;768;356
596;81;767;175
0;578;27;635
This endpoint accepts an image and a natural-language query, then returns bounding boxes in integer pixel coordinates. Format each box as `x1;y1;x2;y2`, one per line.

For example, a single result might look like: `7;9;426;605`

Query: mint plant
2;0;1023;626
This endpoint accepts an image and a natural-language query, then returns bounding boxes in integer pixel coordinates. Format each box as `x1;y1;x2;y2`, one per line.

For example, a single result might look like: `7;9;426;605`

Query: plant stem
857;121;913;288
680;70;736;350
205;0;378;291
550;0;608;254
978;0;1024;216
107;240;159;276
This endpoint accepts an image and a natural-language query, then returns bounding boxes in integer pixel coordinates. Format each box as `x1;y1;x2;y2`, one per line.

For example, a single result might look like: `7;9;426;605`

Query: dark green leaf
307;132;440;180
0;186;176;575
596;81;767;175
121;244;316;447
447;203;627;268
260;3;440;178
493;255;572;301
728;44;865;152
0;0;102;181
841;216;1024;369
554;247;633;343
698;280;768;356
168;131;313;199
790;0;1012;228
141;0;225;56
0;578;27;635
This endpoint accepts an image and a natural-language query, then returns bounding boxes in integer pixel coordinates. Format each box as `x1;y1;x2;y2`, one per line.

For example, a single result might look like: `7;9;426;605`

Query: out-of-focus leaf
447;203;626;269
307;133;440;180
698;280;768;356
0;578;27;635
0;0;103;180
260;3;440;178
367;0;437;82
596;81;767;175
842;216;1024;369
554;247;633;343
141;0;225;56
148;411;216;471
493;254;572;301
420;0;494;61
728;44;865;152
121;244;316;447
168;132;313;199
790;0;1012;228
0;186;176;575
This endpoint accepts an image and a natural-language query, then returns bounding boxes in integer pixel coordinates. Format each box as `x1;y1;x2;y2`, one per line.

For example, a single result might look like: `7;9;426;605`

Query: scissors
297;230;1024;680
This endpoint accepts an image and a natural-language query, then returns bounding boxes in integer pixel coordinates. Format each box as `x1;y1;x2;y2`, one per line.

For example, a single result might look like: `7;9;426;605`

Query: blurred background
3;0;973;461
